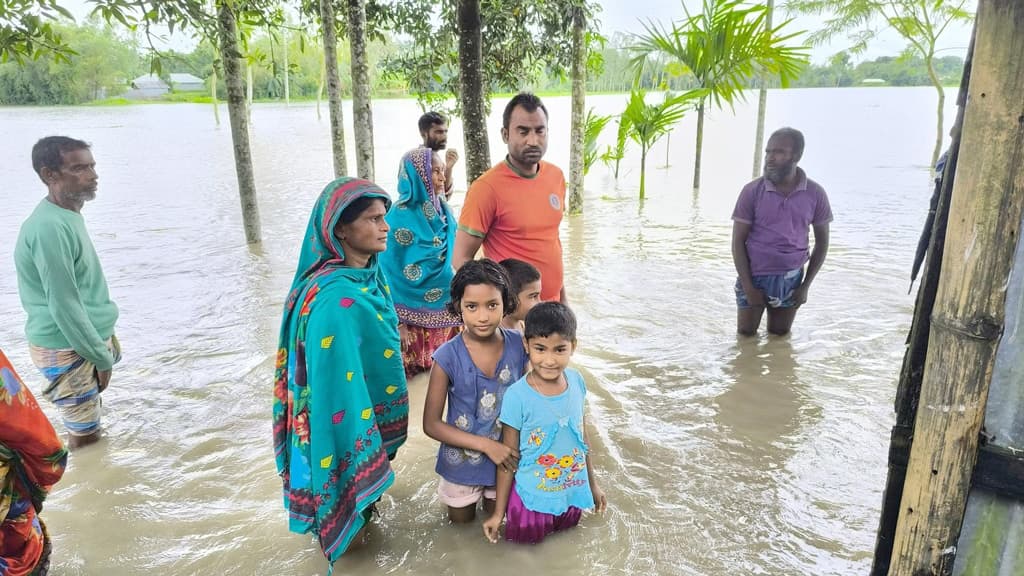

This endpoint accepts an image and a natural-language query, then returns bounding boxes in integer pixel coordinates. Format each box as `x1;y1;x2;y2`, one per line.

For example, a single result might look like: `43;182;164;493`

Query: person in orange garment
0;349;68;576
453;92;568;305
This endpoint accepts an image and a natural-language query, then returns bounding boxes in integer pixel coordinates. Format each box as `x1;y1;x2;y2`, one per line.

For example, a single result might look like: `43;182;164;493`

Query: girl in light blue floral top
483;302;607;544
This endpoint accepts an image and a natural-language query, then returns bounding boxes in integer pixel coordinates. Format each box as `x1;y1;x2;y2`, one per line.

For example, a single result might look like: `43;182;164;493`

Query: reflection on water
0;87;953;575
718;338;803;455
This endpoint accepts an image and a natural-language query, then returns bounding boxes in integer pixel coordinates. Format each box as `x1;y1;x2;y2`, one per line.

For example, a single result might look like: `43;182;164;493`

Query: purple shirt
431;328;529;486
732;168;833;275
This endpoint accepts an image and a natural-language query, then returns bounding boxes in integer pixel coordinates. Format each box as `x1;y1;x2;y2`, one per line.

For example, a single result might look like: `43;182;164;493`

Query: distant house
861;78;887;86
168;73;206;92
127;74;169;98
124;73;206;99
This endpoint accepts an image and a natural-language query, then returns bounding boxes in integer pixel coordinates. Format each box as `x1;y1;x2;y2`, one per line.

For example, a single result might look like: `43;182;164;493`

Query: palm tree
583;109;612;176
630;0;807;189
621;89;703;200
600;114;632;179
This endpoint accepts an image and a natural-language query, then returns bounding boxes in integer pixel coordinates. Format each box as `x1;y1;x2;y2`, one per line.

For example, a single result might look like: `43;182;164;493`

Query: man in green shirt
15;136;120;450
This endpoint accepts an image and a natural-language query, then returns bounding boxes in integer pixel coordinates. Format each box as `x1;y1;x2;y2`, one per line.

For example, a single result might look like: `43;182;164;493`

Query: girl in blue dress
483;302;607;543
423;259;530;523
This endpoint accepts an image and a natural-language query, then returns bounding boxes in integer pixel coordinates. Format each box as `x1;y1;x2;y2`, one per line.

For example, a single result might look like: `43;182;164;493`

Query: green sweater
15;199;119;370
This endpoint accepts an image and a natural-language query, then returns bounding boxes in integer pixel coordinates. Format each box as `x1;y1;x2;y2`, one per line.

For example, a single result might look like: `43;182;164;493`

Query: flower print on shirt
479;391;498;419
534;447;587;492
443;445;465;465
498;365;512;384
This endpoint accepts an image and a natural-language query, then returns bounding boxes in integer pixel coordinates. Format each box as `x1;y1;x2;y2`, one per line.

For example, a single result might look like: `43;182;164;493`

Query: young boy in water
499;259;542;332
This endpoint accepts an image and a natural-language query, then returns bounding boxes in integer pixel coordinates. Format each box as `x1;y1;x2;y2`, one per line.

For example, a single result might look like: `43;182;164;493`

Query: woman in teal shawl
273;177;408;565
380;147;460;378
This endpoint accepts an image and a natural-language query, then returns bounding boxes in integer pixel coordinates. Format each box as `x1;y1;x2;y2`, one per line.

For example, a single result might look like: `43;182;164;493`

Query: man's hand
96;369;112;393
445;149;459;167
792;284;809;306
742;285;766;308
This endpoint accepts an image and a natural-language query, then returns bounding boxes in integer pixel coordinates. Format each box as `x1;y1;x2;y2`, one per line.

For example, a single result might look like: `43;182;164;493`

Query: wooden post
870;25;975;576
889;1;1024;573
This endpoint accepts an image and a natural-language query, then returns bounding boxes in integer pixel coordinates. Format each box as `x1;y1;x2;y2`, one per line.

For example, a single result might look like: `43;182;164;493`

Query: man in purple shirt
732;127;832;336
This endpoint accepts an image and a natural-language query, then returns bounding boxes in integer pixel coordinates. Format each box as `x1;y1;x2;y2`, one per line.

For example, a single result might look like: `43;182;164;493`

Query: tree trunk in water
347;0;375;181
693;102;704;190
888;1;1024;571
639;147;647;200
751;0;773;178
246;59;253;124
567;5;586;215
320;0;349;177
283;30;290;105
211;67;221;126
457;0;490;184
926;52;945;172
664;132;670;167
216;1;261;245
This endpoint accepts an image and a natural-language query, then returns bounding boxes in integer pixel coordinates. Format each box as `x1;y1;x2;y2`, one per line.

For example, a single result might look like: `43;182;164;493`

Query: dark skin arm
482;424;520;543
423;363;519;470
452;229;484;271
584;415;607;512
792;223;830;305
731;221;766;307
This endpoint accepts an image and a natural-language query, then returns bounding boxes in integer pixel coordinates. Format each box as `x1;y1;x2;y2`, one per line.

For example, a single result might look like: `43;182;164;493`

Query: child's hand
482;514;502;543
592;485;607;513
485;440;520;472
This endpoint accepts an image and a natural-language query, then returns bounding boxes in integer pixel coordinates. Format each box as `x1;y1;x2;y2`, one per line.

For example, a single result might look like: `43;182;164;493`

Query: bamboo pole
869;24;976;576
888;1;1024;573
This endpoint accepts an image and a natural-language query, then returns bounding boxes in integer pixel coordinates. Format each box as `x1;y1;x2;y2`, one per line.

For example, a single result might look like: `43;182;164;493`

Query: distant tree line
789;52;965;88
0;20;967;106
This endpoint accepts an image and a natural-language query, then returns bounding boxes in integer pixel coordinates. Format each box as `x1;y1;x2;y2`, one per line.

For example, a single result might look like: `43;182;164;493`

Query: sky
59;0;975;64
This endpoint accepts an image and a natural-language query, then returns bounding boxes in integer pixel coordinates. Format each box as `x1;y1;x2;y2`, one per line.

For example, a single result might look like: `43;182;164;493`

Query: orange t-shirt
458;159;566;301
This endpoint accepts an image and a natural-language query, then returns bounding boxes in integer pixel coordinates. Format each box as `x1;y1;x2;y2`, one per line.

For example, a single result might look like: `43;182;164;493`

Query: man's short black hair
32;136;90;176
418;112;447;135
502;92;548;130
524;302;577;342
770;127;805;158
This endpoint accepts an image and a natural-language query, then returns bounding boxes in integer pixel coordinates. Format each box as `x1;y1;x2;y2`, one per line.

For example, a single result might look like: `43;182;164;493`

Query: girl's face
525;332;574;385
459;283;503;340
431;151;446;194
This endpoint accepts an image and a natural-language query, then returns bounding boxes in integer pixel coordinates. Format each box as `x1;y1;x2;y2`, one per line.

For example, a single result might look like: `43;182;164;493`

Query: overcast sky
60;0;974;64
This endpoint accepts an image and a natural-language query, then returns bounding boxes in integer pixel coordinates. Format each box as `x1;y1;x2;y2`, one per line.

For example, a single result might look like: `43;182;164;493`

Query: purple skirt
505;482;582;544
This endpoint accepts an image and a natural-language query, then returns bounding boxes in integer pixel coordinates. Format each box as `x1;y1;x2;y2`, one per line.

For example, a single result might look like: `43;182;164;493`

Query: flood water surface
0;87;953;575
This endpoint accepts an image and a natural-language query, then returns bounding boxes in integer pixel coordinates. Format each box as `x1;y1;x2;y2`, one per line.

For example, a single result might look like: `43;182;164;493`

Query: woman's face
334;198;390;260
430;151;446;194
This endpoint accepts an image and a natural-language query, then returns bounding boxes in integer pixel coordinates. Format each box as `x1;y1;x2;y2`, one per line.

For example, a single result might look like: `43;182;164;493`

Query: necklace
527;372;571;428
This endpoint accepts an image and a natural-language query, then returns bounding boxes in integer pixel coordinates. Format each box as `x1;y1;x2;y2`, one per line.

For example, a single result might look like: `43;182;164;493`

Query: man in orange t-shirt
453;93;568;304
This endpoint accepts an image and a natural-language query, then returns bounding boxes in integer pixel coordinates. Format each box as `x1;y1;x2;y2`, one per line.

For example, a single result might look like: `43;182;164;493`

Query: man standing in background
15;136;121;450
732;127;832;337
419;111;459;199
